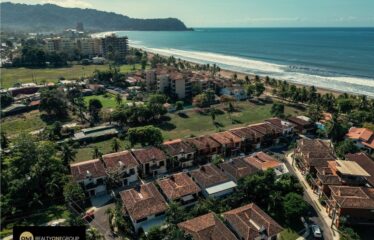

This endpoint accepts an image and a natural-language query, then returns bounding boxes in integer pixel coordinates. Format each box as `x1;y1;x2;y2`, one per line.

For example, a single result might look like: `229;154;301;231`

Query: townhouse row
70;117;293;197
293;139;374;228
118;151;286;234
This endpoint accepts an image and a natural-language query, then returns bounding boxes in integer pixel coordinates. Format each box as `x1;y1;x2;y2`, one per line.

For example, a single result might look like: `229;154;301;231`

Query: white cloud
41;0;92;8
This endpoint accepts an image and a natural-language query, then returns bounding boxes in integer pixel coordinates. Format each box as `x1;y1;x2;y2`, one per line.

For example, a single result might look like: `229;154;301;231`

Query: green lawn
84;93;122;109
0;205;69;238
279;228;302;240
1;63;142;89
1;110;47;137
158;101;304;140
75;138;131;162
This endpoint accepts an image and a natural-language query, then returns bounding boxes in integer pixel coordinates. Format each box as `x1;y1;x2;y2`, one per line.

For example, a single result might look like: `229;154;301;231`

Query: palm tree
86;227;104;240
92;147;102;159
359;95;368;110
210;107;216;125
60;142;77;166
115;93;122;106
111;138;121;152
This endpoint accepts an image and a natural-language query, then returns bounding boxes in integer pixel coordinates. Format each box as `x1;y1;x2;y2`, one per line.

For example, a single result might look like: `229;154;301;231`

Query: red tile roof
346;128;374;150
346;152;374;186
244;152;282;171
185;135;221;151
247;122;282;136
210;131;242;145
190;164;230;188
287;116;311;127
223;203;283;240
219;157;259;181
120;182;168;221
102;150;139;171
329;186;374;209
295;139;336;168
229;127;258;140
178;212;237;240
162;139;195;157
157;172;201;201
265;118;294;130
131;147;166;165
70;159;106;181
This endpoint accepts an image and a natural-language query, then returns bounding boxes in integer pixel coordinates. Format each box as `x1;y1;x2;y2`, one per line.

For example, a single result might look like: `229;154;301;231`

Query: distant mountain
1;2;190;32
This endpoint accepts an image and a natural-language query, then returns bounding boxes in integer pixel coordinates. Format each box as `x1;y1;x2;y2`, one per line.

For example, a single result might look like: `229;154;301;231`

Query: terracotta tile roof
190;164;230;188
185;135;221;151
162;139;195;157
229;127;258;140
265;118;294;130
157;172;201;201
210;131;242;145
102;150;139;171
247;122;282;136
295;139;336;168
287;116;312;127
219;157;259;181
329;186;374;209
223;203;283;240
131;147;166;165
346;153;374;186
316;167;341;185
346;128;374;142
120;182;168;221
70;159;106;181
244;152;282;171
178;212;237;240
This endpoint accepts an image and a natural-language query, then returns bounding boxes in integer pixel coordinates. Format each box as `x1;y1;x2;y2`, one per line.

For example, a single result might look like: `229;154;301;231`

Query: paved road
284;152;340;240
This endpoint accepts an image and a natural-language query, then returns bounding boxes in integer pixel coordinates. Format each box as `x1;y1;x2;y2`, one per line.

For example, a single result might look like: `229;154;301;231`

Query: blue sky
4;0;374;27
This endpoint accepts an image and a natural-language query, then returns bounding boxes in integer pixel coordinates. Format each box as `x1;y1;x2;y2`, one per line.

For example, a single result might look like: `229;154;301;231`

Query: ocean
103;28;374;97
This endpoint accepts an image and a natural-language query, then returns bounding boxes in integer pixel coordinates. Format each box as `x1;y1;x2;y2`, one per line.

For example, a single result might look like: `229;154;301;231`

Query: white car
311;224;322;238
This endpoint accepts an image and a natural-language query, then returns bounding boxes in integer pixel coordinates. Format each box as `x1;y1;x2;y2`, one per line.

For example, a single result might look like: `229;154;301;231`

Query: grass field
158;101;304;140
1;110;47;137
1;64;142;89
84;93;122;109
74;101;305;162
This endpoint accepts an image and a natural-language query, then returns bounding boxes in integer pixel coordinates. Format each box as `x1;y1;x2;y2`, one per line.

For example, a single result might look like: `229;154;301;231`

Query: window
159;161;165;167
155;212;165;217
96;178;104;185
129;168;135;175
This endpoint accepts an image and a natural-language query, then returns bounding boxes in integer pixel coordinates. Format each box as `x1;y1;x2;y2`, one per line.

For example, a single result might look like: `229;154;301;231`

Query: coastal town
1;19;374;240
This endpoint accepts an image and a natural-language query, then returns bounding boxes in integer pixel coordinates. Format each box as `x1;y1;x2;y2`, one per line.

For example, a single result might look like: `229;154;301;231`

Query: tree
63;179;85;210
92;146;102;159
0;131;9;149
128;126;163;147
39;88;68;118
307;104;323;123
271;103;285;118
0;93;13;108
337;98;355;113
59;142;77;166
148;93;168;105
111;138;121;152
86;227;104;240
106;202;135;238
88;98;103;123
193;93;209;108
340;226;360;240
325;115;348;142
282;192;309;223
246;84;255;99
336;140;359;159
115;93;122;106
210;107;216;124
175;101;184;111
166;202;188;225
254;82;265;97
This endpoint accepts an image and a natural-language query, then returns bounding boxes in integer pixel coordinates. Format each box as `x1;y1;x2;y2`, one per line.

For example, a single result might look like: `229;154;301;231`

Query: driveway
90;203;116;240
285;152;339;240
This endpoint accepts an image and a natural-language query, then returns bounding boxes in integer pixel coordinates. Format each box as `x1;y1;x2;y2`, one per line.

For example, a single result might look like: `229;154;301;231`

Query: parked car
82;209;95;222
311;224;322;238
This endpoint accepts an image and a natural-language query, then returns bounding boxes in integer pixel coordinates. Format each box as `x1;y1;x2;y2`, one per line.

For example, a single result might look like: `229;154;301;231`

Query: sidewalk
285;153;340;240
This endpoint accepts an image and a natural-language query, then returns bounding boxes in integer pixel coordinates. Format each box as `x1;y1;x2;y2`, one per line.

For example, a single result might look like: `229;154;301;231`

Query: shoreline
138;47;346;97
